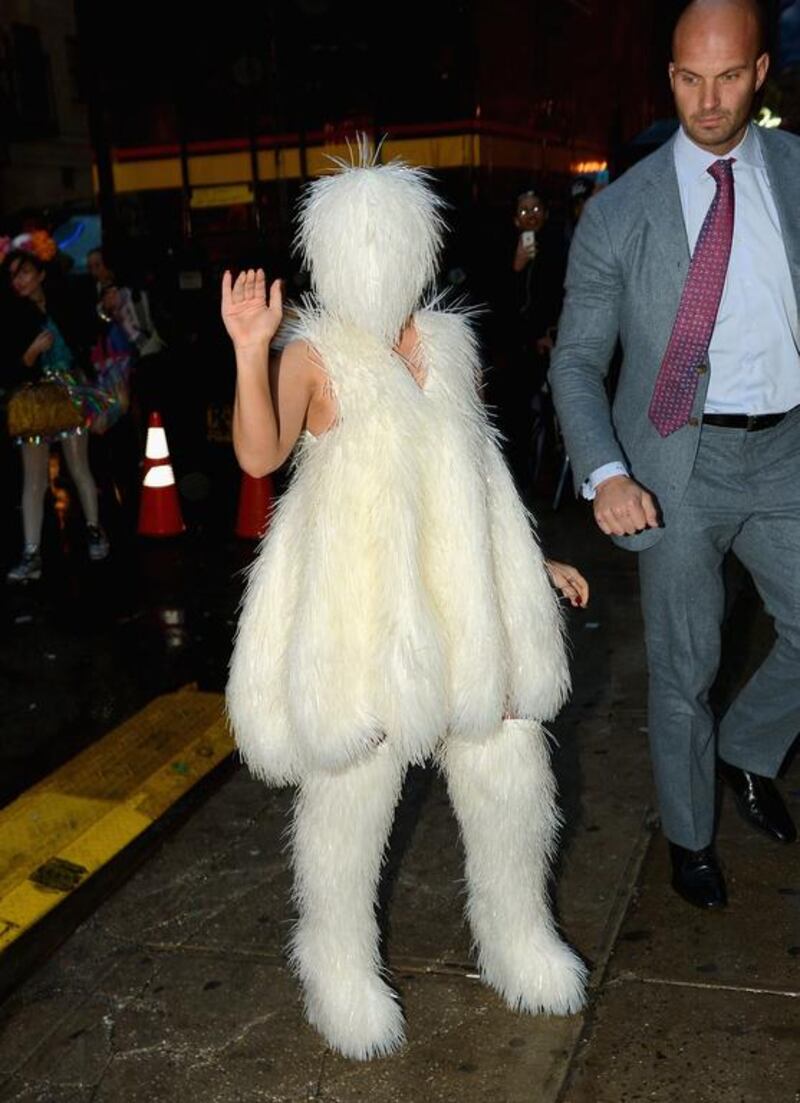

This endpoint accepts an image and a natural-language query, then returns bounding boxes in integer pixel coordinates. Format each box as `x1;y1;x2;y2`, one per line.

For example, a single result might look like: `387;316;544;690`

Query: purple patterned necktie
648;158;735;437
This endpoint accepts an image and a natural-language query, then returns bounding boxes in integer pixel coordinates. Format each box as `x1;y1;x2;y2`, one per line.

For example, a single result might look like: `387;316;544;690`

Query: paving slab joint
552;806;658;1101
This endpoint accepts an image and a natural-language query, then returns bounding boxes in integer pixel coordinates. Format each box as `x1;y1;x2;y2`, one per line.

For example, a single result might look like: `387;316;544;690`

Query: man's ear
755;51;770;92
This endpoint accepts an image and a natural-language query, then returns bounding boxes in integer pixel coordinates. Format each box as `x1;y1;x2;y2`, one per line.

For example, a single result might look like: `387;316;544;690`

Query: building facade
0;0;92;219
74;0;671;270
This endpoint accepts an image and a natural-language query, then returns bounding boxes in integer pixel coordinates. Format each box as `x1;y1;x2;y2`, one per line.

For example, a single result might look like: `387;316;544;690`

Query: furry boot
442;718;587;1015
290;744;407;1059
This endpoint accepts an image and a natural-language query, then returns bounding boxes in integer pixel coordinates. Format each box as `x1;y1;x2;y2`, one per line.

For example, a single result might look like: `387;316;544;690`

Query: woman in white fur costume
222;151;588;1061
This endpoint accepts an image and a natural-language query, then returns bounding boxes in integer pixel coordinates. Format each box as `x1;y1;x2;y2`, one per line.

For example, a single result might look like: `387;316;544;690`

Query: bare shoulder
273;338;319;377
270;338;325;394
283;338;336;436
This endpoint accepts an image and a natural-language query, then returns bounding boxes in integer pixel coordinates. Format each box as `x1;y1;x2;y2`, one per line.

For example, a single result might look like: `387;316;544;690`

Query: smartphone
521;230;536;252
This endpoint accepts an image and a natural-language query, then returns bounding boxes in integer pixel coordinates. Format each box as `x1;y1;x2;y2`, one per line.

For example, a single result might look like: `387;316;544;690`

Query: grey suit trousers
638;409;800;849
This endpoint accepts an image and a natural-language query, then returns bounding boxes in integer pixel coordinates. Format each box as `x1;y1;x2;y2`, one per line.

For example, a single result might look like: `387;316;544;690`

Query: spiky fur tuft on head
295;141;447;345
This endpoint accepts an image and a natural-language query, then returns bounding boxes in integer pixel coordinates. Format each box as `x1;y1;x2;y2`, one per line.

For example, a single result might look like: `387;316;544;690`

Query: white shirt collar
674;123;763;181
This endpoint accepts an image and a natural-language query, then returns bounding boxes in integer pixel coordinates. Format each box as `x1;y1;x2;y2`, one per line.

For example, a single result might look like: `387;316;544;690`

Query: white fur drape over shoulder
227;307;570;784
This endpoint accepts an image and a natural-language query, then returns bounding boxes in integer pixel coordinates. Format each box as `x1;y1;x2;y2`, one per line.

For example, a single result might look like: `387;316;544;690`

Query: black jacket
1;282;88;391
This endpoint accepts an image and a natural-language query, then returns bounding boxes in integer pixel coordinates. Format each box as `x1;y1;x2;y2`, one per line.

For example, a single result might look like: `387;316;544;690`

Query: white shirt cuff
581;462;629;500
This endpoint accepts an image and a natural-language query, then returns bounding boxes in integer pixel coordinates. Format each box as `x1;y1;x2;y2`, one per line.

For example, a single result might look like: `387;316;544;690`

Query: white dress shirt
583;124;800;499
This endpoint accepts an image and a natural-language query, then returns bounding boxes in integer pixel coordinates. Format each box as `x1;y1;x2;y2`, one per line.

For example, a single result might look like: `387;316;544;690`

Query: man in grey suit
550;0;798;909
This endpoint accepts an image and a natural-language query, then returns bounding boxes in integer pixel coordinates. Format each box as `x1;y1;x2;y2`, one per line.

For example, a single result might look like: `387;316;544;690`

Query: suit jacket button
697;362;708;375
688;416;700;427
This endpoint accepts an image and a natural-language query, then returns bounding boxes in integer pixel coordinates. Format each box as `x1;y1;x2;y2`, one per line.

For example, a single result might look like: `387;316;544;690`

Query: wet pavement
0;439;248;807
0;459;798;1101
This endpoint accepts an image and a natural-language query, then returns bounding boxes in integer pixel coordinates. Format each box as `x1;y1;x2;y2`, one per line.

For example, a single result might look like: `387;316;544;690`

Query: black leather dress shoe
718;760;797;844
669;843;727;909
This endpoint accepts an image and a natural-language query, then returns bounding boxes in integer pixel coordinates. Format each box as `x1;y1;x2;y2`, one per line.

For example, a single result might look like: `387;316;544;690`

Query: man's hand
221;268;283;350
593;475;659;536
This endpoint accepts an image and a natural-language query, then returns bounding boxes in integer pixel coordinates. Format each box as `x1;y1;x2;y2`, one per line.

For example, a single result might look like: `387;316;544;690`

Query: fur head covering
295;141;446;344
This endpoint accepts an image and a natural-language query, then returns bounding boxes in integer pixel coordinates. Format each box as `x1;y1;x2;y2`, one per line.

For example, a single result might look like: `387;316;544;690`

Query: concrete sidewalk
0;522;797;1102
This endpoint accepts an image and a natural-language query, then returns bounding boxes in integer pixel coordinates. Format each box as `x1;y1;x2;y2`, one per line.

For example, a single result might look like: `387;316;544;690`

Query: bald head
673;0;764;60
669;0;769;154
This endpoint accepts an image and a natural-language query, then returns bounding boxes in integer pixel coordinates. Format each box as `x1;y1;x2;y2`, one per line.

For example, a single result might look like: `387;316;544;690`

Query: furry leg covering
290;745;407;1060
442;719;587;1015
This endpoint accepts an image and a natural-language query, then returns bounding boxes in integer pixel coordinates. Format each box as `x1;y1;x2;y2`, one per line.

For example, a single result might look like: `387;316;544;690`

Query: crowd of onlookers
0;233;173;582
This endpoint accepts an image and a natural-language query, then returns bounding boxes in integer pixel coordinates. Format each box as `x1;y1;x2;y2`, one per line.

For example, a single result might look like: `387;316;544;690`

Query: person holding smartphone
502;189;567;494
513;189;545;272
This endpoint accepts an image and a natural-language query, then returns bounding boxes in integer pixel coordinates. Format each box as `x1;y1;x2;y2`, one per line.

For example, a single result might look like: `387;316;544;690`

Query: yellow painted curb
0;687;233;953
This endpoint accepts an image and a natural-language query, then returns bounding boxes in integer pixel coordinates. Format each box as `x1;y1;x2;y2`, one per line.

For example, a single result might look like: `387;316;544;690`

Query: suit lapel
756;128;800;311
640;137;690;314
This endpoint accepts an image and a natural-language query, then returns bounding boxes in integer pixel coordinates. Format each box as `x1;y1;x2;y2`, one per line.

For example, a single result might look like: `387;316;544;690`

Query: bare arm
222;268;315;476
233;341;318;475
22;330;54;368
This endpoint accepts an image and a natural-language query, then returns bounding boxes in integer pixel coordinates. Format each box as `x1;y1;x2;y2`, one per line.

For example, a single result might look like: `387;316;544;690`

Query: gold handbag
7;379;84;440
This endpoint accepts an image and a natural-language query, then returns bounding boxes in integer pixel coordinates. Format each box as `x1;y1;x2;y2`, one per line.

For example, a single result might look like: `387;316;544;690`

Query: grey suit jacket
549;126;800;551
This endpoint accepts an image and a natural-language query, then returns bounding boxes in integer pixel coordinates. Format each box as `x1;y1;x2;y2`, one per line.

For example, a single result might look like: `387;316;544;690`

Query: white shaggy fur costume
227;153;586;1059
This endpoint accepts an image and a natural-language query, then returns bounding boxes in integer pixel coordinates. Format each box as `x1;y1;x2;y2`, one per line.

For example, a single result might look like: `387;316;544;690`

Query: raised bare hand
221;268;283;349
593;475;659;537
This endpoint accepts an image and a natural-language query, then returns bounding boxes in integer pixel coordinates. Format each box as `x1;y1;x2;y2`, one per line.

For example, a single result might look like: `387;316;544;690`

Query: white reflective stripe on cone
145;427;169;460
143;464;176;488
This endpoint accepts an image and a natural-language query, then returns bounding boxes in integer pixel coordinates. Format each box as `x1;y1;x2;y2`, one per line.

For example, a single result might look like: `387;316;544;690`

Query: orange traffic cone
235;472;274;539
138;411;185;536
